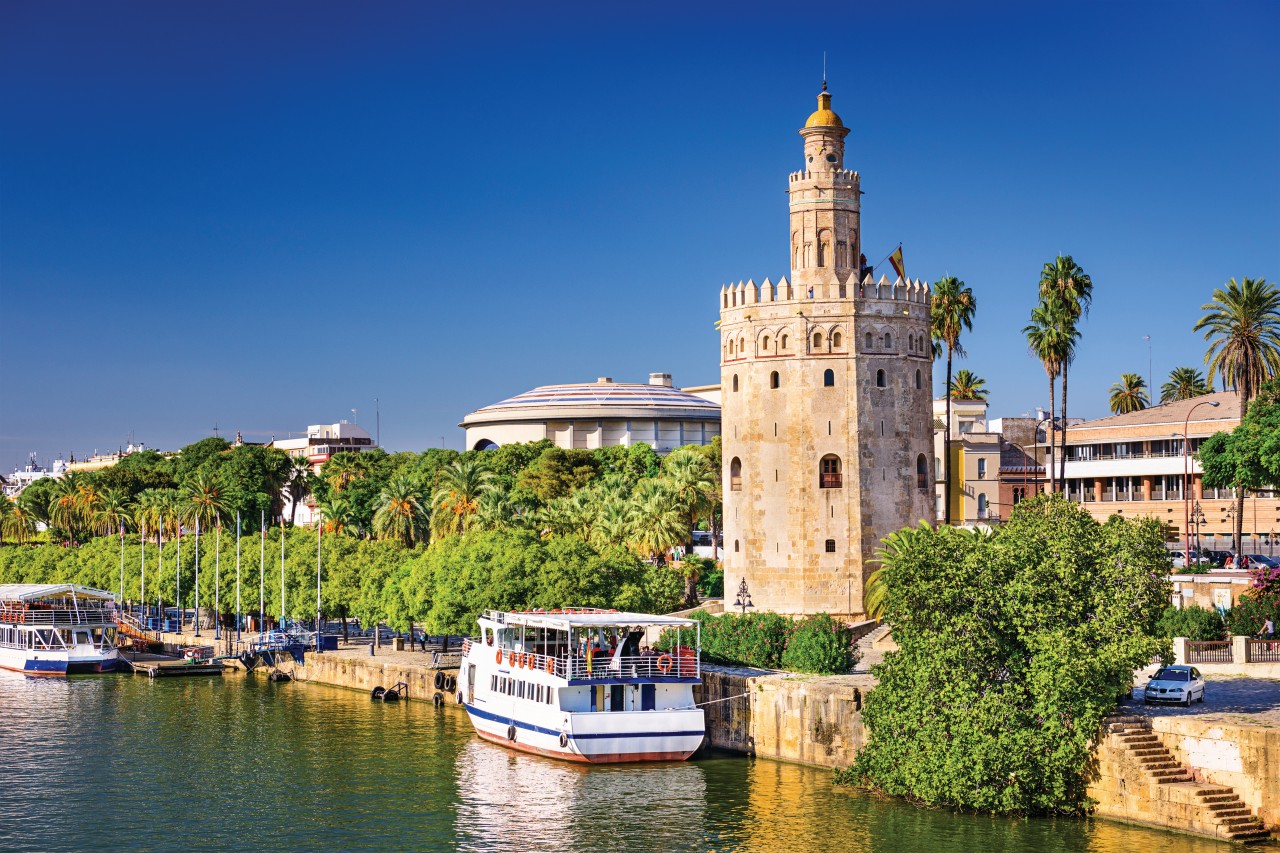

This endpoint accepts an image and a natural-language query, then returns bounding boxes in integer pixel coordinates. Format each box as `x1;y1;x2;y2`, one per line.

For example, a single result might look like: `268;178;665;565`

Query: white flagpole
214;522;221;641
176;528;182;632
140;520;146;624
194;518;201;637
235;512;242;641
259;511;265;639
280;519;286;628
119;523;125;604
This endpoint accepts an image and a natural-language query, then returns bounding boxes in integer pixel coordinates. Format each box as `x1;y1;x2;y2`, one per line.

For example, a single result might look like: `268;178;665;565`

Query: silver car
1143;665;1205;707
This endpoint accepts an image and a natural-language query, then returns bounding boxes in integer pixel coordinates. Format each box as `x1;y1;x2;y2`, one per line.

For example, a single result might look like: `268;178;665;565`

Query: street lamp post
733;578;754;615
1181;399;1221;566
1032;415;1055;495
1191;501;1206;557
1225;504;1236;560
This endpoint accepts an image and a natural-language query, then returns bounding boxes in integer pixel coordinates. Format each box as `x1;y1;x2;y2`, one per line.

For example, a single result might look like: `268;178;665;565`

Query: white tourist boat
459;608;705;763
0;584;120;676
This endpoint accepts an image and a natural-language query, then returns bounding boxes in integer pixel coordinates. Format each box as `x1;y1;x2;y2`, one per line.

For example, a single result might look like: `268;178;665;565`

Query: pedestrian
1260;618;1275;640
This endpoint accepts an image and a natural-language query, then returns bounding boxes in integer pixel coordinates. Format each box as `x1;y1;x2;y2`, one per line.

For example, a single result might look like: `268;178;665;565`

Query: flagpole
140;520;146;624
259;511;265;639
119;523;125;605
316;521;322;651
176;528;182;632
235;512;242;642
280;519;286;630
194;518;201;638
214;522;221;641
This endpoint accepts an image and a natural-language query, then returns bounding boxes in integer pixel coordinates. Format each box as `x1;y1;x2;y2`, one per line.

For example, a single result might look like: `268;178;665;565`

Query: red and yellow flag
889;245;906;280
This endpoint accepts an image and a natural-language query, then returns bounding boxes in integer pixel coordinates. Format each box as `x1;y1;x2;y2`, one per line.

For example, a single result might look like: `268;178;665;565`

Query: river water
0;671;1239;852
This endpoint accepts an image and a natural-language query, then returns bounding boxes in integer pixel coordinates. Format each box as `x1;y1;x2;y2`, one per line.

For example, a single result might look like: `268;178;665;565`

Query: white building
273;421;377;526
461;373;720;454
3;454;69;497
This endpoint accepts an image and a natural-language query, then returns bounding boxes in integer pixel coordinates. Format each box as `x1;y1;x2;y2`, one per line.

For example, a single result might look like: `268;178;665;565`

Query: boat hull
0;647;119;678
463;702;704;764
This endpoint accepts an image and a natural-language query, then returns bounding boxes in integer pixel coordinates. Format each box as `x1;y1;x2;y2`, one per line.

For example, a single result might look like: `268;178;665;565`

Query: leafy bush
1154;605;1226;641
695;560;723;598
837;496;1171;816
657;610;855;674
780;613;856;674
1225;593;1280;636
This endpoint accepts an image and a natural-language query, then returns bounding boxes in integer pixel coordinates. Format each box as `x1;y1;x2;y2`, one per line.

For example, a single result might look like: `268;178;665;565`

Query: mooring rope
688;692;752;708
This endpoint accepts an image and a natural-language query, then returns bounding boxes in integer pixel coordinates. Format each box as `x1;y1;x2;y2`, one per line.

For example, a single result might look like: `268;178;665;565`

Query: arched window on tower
780;334;789;350
876;369;887;388
818;230;831;267
915;369;922;389
769;371;780;389
732;374;739;392
729;457;742;491
916;454;929;490
762;335;770;352
832;331;842;349
884;332;892;349
819;455;842;489
865;332;873;349
813;331;823;350
823;369;834;387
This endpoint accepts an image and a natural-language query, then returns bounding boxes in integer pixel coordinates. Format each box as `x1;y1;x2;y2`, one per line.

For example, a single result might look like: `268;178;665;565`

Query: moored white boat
0;584;120;676
460;608;705;763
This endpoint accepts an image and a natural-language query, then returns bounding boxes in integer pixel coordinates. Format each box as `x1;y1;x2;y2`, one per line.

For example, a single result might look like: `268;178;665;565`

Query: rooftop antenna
823;51;827;90
351;408;358;424
212;423;220;438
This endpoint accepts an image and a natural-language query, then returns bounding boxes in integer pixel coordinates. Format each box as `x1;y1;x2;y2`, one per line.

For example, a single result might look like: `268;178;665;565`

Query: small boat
0;584;120;676
459;608;705;763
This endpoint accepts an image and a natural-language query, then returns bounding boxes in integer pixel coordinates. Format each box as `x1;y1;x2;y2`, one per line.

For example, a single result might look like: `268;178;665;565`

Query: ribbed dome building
461;373;721;453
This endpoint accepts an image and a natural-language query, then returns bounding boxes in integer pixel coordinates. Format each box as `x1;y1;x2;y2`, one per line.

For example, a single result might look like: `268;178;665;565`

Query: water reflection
0;671;1242;853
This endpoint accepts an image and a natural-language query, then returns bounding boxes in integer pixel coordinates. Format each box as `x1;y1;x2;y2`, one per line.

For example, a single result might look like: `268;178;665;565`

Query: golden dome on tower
804;83;844;128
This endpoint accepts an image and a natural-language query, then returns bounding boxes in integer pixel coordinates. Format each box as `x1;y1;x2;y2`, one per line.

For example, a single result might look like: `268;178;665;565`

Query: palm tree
590;499;632;551
371;473;429;546
661;448;718;603
284;456;315;526
1;498;38;544
930;275;977;525
429;457;495;540
48;471;89;541
183;471;229;532
324;452;370;493
92;487;134;537
1160;367;1213;403
1193;276;1280;552
947;369;988;401
1108;373;1150;414
134;488;172;548
1038;255;1093;491
314;493;359;536
474;487;518;532
1023;301;1078;493
627;479;685;564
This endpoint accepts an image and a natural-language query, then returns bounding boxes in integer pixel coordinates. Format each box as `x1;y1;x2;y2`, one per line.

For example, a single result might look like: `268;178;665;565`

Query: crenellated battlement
789;169;859;183
719;273;930;311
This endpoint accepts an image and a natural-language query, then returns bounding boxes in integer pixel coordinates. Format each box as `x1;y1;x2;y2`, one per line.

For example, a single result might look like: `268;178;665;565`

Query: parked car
1201;550;1232;568
1169;550;1210;569
1245;554;1280;570
1143;665;1206;707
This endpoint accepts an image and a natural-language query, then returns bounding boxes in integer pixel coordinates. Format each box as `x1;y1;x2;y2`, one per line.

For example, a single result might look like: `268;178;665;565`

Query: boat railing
0;606;116;626
477;642;700;681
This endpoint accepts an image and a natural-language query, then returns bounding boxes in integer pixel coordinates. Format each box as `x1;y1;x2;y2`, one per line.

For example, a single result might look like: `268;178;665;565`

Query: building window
729;457;742;491
824;539;836;553
865;331;873;348
977;494;988;519
977;458;987;479
916;454;929;490
780;334;788;349
813;332;823;349
732;374;739;392
915;369;922;389
734;540;740;553
770;371;780;389
819;455;842;489
762;335;770;351
884;332;892;349
823;369;834;387
876;369;886;388
832;331;842;348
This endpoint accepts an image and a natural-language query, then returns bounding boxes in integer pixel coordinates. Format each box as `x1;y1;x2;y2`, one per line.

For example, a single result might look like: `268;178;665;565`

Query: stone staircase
1106;715;1271;843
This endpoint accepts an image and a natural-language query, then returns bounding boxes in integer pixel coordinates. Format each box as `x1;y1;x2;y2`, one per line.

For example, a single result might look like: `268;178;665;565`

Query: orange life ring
495;649;503;664
657;654;673;674
545;657;554;674
507;650;516;666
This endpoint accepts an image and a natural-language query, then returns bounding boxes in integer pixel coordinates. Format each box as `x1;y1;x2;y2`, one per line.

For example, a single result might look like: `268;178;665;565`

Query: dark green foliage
1224;594;1280;636
658;610;856;674
696;560;724;598
781;612;856;674
837;496;1170;815
1154;605;1226;641
516;447;599;501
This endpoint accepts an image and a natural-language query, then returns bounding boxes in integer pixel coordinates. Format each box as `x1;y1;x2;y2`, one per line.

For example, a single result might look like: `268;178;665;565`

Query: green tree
92;487;134;537
284;456;315;526
627;478;684;563
1160;367;1213;403
1198;380;1280;553
947;369;988;401
430;457;495;540
1194;277;1280;551
1108;372;1150;414
183;471;230;532
1038;256;1093;492
1023;301;1078;493
372;473;429;546
662;447;718;603
517;447;598;501
838;496;1169;815
930;275;977;524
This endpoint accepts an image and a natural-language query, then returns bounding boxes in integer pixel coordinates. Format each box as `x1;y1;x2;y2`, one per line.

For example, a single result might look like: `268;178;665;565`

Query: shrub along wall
659;610;857;675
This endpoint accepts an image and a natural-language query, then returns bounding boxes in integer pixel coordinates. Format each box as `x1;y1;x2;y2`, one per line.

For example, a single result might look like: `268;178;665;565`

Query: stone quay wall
1153;716;1280;829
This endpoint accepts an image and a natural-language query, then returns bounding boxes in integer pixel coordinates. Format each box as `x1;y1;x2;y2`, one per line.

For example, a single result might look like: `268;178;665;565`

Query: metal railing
1249;640;1280;663
0;607;115;626
1187;640;1233;664
473;641;701;681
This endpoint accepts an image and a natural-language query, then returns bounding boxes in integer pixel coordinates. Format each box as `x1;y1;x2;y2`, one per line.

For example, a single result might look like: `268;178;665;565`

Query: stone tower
718;85;935;619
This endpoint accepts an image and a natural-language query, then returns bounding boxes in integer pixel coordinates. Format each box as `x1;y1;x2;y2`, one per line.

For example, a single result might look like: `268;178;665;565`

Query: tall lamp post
733;578;754;615
1191;502;1206;557
1181;399;1221;566
1225;504;1236;559
1033;415;1055;495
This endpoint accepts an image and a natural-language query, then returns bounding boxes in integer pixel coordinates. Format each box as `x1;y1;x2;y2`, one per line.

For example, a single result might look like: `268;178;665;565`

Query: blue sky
2;0;1277;471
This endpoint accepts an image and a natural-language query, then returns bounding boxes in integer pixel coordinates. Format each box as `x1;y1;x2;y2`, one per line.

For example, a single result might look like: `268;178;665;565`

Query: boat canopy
0;584;116;603
484;608;697;632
